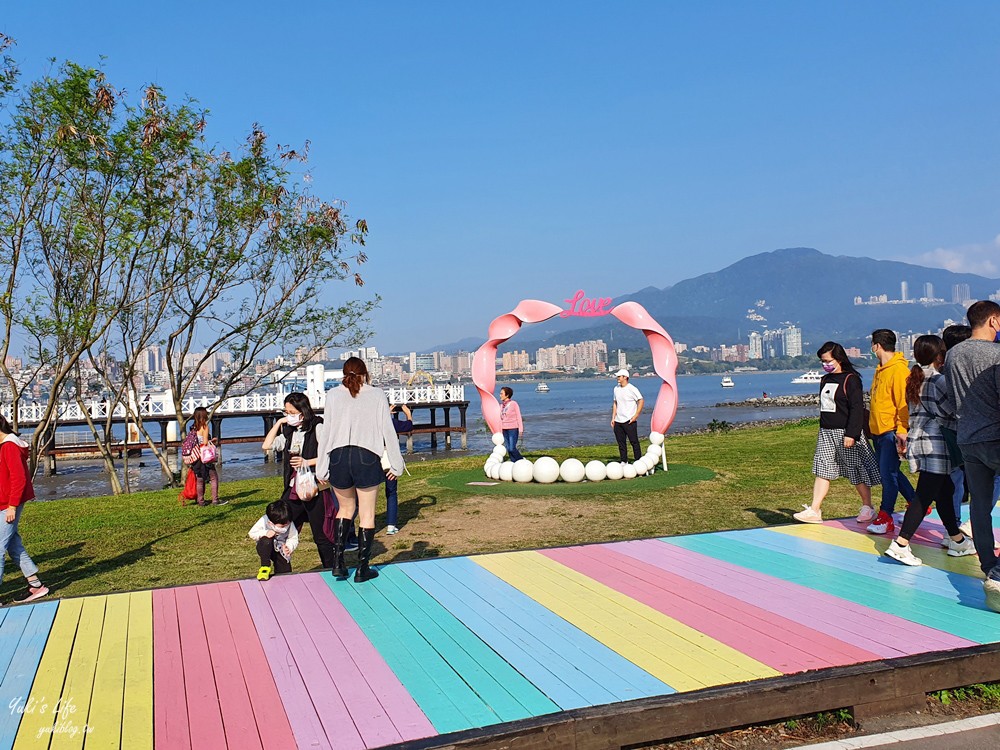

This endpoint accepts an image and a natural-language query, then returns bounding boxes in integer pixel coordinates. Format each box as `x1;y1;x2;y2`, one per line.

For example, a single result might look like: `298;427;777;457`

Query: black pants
287;497;336;569
614;421;641;462
256;538;292;574
898;471;959;541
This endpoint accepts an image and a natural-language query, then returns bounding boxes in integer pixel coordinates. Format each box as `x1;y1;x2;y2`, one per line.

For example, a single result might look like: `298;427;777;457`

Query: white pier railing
386;384;466;404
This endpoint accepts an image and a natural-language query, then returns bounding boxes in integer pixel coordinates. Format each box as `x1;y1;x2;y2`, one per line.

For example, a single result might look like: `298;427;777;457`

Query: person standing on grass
883;335;974;566
611;369;644;463
943;300;1000;612
499;387;524;462
383;403;412;535
0;415;49;603
865;329;916;535
181;406;224;506
794;342;879;525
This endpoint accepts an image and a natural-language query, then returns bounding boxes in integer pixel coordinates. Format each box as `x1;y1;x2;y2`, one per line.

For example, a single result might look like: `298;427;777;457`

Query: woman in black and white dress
794;341;881;524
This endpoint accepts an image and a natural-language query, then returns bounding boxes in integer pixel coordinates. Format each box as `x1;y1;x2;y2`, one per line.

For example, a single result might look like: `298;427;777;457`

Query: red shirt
0;435;35;510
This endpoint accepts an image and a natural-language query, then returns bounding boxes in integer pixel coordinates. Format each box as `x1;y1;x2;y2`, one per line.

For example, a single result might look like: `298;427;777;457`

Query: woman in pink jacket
499;387;525;461
0;415;48;603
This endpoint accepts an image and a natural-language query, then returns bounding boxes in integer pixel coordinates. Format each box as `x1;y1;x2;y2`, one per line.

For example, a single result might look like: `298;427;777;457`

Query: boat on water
535;382;550;393
721;376;735;388
791;371;824;384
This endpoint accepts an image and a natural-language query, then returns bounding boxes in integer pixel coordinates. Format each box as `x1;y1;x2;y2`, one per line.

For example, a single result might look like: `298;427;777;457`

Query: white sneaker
793;505;823;524
386;525;399;535
960;521;973;538
985;578;1000;613
885;541;922;566
856;506;876;524
947;536;976;557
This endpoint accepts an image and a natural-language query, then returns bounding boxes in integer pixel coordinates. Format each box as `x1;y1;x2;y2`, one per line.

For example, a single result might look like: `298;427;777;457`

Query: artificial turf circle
430;463;715;496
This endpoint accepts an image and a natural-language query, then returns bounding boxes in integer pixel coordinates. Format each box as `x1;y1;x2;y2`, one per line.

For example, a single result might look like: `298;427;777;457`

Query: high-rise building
901;281;909;301
782;325;802;357
748;332;763;360
953;283;971;304
924;282;934;299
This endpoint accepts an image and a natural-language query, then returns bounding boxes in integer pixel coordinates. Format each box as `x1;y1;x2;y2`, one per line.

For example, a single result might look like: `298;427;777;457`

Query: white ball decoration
646;444;662;459
605;461;624;480
634;458;651;475
492;433;505;446
622;463;637;479
492;445;507;459
499;461;515;482
559;458;586;483
532;456;560;484
585;460;607;482
488;463;501;480
512;459;534;483
648;431;665;446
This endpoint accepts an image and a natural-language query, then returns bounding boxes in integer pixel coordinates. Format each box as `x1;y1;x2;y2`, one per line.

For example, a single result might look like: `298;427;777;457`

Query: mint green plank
0;602;58;750
379;567;557;718
324;574;498;733
667;534;996;644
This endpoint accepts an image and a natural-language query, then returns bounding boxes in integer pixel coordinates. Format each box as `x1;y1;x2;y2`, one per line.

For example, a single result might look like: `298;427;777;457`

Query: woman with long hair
316;357;405;582
181;406;223;506
794;341;880;524
884;335;974;565
262;392;336;568
0;415;49;602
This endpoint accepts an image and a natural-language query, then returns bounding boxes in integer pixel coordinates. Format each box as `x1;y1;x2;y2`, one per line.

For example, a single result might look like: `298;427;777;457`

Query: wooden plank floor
0;510;998;749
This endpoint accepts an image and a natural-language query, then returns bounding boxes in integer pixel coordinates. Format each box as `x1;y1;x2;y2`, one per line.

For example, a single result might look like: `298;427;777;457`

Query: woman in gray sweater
316;357;405;582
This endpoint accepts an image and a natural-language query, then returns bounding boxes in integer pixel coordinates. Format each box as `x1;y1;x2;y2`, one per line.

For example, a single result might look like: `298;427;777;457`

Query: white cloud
908;236;1000;278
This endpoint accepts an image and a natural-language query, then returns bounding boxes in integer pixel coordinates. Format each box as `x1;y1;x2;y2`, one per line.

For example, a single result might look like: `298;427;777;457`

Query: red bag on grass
179;469;198;505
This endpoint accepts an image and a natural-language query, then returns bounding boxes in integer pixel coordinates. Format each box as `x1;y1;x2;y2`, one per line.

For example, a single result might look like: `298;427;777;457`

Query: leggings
898;471;959;541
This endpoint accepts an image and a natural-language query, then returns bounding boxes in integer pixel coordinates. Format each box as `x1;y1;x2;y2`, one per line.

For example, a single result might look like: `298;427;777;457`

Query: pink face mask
821;362;837;373
285;414;302;427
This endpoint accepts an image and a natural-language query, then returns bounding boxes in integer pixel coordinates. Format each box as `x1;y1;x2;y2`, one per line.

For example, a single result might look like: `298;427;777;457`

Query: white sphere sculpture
633;458;651;475
559;458;586;483
605;461;624;480
648;431;665;446
492;445;507;459
532;456;560;484
499;461;515;482
512;459;535;483
489;463;502;480
622;463;637;479
585;460;607;482
646;444;662;459
492;433;505;446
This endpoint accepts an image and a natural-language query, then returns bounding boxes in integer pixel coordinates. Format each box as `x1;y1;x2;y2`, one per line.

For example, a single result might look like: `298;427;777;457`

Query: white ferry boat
535;382;550;393
721;376;735;388
791;371;824;384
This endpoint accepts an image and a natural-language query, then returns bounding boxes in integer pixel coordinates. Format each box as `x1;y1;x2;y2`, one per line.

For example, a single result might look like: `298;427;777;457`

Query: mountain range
431;248;1000;353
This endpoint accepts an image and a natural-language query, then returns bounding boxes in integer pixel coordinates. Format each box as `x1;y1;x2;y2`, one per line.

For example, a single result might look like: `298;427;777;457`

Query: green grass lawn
2;418;891;602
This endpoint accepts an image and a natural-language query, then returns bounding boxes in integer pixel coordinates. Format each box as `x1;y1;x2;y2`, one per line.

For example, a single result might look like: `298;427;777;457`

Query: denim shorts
328;446;384;490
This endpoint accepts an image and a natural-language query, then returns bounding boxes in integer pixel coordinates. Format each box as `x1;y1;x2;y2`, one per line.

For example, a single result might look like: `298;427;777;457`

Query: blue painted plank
0;602;58;750
666;534;998;643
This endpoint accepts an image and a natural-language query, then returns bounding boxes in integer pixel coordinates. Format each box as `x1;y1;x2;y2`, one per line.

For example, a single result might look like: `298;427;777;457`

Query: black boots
354;527;379;583
332;517;351;579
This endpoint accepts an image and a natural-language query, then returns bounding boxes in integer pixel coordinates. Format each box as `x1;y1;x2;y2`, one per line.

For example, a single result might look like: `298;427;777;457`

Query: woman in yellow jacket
866;329;917;535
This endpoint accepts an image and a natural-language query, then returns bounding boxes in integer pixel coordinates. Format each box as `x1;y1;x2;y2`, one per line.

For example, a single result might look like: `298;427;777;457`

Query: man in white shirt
611;369;644;462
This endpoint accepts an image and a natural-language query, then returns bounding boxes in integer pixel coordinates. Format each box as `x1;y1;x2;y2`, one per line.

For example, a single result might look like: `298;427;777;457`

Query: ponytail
341;356;369;398
905;364;924;407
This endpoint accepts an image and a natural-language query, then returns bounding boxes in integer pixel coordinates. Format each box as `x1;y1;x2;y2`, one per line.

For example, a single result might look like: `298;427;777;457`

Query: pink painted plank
216;582;297;750
614;539;974;655
174;586;228;750
238;580;335;750
297;574;436;742
256;577;367;750
824;517;948;549
542;545;877;673
152;589;191;750
197;584;264;750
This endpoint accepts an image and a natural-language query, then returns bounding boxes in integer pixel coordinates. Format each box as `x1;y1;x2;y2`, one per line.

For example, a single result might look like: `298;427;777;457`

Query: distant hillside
429;248;1000;353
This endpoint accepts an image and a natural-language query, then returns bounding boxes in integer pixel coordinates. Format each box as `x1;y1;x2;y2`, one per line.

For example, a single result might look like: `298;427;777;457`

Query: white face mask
285;413;302;427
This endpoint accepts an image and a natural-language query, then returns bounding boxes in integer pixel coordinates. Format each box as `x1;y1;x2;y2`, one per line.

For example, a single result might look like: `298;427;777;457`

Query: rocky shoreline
716;394;819;408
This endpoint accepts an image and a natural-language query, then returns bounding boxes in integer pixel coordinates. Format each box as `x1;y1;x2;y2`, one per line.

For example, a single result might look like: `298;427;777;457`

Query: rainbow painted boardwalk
0;512;997;749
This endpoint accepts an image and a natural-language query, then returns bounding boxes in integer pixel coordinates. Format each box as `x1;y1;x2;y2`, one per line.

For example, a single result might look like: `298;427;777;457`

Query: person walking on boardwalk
883;335;974;566
865;329;916;535
316;357;405;582
611;369;644;463
262;392;338;568
943;300;1000;611
499;387;524;462
0;415;49;603
794;342;880;525
181;406;224;506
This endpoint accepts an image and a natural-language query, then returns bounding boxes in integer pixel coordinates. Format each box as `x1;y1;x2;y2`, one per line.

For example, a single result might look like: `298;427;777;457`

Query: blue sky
4;2;1000;353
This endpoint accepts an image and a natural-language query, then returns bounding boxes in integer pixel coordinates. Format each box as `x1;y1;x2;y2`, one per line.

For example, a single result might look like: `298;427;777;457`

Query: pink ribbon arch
472;297;679;436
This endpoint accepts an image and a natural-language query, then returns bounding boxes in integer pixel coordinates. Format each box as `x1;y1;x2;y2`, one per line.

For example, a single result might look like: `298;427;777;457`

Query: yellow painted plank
84;593;130;750
121;591;153;750
475;551;779;691
770;523;982;576
48;596;107;750
13;599;85;750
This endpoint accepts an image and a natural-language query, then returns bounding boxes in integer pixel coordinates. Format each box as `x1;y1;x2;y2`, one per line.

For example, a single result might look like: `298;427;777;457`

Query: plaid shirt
906;367;956;475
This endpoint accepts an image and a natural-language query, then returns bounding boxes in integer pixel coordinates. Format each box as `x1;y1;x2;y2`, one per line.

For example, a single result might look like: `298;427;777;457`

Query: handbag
295;465;318;499
179;469;198;506
940;426;964;467
200;441;218;464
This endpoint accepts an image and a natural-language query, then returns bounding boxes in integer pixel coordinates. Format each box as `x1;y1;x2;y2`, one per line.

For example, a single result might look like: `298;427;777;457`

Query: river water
30;369;875;500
